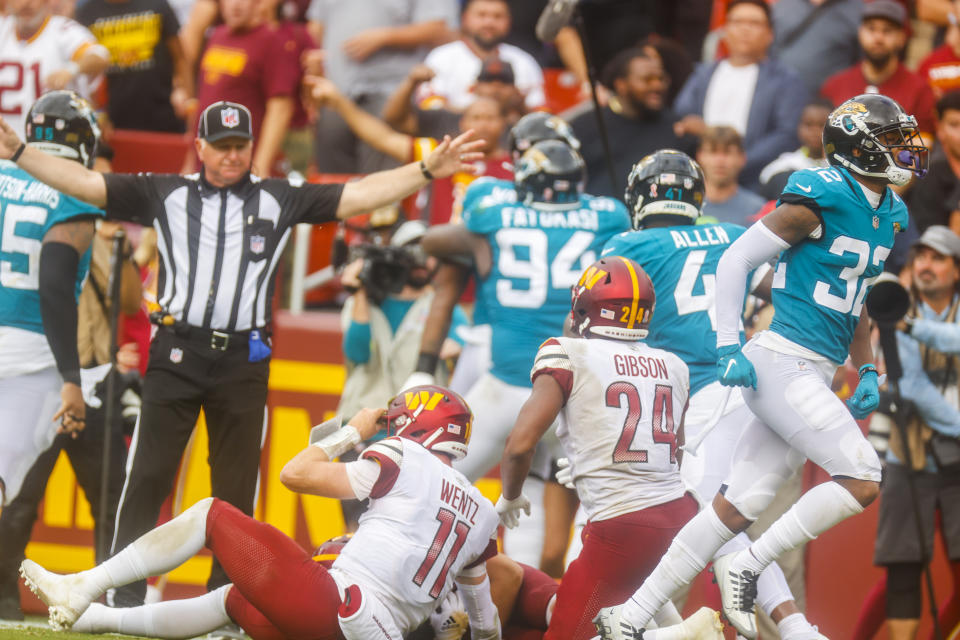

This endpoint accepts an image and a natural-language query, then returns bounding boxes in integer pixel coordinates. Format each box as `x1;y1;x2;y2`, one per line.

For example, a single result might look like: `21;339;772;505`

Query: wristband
419;160;434;180
858;364;878;379
416;352;439;374
10;142;25;163
311;425;361;459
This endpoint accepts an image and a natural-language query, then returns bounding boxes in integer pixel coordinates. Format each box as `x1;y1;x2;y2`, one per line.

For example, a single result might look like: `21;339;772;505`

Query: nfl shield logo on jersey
250;234;265;255
170;347;183;364
872;216;879;230
221;108;240;128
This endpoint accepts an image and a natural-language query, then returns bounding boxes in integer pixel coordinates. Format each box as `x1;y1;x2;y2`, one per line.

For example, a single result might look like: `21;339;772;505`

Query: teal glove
717;344;757;389
847;364;879;419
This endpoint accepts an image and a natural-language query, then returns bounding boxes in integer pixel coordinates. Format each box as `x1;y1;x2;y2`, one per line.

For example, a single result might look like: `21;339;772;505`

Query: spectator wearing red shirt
918;11;960;99
196;0;300;174
821;0;936;136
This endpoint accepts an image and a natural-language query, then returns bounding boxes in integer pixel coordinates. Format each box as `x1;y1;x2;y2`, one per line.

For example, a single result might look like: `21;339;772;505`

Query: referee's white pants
0;367;60;505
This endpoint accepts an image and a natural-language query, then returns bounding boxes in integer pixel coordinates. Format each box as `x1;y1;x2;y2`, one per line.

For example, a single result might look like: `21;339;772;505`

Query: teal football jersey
602;222;747;395
464;191;630;386
0;162;102;334
770;165;908;363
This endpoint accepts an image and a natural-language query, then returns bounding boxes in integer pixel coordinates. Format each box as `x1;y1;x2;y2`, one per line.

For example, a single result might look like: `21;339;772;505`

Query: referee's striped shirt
103;171;343;332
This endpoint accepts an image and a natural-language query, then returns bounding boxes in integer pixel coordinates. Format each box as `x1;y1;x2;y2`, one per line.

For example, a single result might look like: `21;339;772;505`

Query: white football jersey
0;15;100;137
331;437;500;634
532;336;690;522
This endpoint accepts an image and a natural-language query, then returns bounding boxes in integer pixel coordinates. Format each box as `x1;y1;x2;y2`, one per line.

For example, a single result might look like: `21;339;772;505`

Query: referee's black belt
160;324;264;352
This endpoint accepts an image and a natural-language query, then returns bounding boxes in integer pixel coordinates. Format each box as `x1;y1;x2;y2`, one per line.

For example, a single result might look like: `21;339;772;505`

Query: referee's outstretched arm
0;115;487;219
0;115;109;208
335;129;485;218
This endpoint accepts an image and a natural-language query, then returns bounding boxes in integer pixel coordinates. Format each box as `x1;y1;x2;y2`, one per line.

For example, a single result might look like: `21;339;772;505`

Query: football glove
847;365;880;420
555;457;575;489
717;344;757;389
495;494;530;529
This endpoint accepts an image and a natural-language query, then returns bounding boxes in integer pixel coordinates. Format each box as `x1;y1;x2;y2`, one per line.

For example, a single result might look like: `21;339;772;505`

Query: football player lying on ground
20;385;503;640
498;256;723;640
312;535;561;640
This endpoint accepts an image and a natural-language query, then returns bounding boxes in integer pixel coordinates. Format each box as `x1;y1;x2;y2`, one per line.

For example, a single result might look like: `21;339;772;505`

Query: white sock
738;482;862;574
73;586;231;637
652;601;682;627
622;507;734;627
83;498;213;597
777;612;821;639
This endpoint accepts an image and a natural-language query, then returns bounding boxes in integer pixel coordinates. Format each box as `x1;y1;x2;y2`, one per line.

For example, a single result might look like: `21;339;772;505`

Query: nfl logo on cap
221;107;240;128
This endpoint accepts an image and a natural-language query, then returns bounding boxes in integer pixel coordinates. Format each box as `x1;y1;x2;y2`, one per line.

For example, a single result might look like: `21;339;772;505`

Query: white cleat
712;553;759;639
593;605;646;640
19;559;94;630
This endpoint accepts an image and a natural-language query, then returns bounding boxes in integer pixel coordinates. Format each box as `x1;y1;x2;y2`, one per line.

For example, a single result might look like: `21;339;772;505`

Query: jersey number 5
607;381;678;464
0;203;48;290
413;508;471;599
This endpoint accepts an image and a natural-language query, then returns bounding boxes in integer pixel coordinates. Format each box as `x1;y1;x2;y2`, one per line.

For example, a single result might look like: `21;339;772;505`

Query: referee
0;100;483;605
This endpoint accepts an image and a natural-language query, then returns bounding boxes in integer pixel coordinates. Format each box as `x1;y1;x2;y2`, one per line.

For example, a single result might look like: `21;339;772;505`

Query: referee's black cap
198;101;254;142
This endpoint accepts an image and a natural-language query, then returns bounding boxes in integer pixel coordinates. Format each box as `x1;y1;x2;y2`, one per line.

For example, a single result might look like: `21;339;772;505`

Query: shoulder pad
360;437;404;498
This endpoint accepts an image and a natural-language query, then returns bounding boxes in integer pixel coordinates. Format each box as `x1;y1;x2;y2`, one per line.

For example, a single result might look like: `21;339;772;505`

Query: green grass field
0;619;158;639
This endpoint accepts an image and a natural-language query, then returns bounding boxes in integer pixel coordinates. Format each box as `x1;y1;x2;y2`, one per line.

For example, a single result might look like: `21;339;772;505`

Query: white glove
470;617;502;640
401;371;436;392
555;457;575;489
495;494;530;529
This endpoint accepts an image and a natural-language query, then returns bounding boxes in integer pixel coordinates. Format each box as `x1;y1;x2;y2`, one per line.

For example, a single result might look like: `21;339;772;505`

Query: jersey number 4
606;381;678;464
413;508;471;599
494;228;596;308
0;203;48;290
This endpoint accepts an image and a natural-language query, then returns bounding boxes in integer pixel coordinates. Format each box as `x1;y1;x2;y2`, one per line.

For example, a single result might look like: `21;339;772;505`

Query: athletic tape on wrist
312;425;361;459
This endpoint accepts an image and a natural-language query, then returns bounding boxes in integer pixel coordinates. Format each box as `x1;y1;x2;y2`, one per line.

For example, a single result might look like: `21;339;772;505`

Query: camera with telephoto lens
352;244;416;304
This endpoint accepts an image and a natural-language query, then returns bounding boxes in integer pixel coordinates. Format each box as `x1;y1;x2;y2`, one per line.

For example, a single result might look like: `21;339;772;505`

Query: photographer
337;219;468;422
874;225;960;640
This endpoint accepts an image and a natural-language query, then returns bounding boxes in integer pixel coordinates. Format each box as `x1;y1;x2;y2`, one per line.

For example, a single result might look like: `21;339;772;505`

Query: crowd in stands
16;0;960;240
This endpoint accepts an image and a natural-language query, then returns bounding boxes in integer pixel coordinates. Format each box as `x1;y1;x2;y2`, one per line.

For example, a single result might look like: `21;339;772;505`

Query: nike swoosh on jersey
601;247;615;255
797;184;813;193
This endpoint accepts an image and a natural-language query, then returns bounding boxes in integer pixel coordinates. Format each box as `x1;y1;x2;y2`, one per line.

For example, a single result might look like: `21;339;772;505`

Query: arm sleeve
455;571;500;639
103;173;158;224
897;331;960;438
530;338;573;405
285;181;344;225
39;242;82;385
342;321;371;363
910;319;960;355
715;221;790;347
